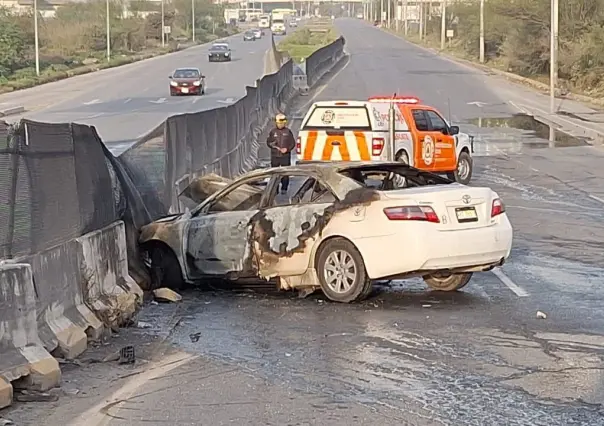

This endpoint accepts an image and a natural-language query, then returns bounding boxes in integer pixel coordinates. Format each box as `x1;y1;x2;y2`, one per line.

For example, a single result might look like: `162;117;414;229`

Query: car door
409;109;437;171
184;176;271;278
424;109;458;171
253;173;337;278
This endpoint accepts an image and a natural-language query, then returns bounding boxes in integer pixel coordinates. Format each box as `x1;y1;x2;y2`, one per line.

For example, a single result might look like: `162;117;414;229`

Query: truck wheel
423;272;472;292
316;238;371;303
447;151;472;184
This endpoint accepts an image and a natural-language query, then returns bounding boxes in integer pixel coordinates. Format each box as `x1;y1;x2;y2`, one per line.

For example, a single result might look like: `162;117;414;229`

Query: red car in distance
169;68;206;96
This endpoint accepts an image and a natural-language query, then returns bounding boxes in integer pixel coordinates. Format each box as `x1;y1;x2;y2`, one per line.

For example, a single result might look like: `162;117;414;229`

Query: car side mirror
449;125;460;135
201;75;205;79
168;75;172;79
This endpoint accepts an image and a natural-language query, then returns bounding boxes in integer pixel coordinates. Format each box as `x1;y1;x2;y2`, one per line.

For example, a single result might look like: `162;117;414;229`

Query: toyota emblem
462;194;471;204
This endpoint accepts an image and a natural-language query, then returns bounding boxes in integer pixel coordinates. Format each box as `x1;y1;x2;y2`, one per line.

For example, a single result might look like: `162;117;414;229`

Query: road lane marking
124;98;132;104
83;99;101;105
589;194;604;205
192;97;202;104
149;97;167;104
82;113;104;119
492;269;529;297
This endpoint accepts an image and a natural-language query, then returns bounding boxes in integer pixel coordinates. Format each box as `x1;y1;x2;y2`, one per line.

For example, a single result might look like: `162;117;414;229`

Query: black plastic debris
119;345;136;364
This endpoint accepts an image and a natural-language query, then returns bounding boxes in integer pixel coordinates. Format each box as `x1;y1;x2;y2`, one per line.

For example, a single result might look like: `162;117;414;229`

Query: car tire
144;244;186;290
423;272;473;292
447;151;473;184
316;238;371;303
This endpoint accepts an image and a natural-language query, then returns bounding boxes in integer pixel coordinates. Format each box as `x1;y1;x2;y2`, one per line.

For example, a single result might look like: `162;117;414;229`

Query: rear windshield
303;106;372;130
273;19;284;24
340;166;451;190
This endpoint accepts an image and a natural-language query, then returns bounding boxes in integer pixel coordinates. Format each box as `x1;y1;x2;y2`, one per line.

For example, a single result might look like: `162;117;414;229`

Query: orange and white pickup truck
295;96;475;184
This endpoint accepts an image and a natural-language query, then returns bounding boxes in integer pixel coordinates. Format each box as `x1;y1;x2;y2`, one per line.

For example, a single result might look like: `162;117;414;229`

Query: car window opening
340;166;451;190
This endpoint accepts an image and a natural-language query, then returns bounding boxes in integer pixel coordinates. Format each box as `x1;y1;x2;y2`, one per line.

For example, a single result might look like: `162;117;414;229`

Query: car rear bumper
355;218;513;280
209;55;230;61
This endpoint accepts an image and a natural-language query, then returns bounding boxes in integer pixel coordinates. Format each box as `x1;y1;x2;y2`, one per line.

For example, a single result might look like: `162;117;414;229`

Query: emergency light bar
368;96;421;104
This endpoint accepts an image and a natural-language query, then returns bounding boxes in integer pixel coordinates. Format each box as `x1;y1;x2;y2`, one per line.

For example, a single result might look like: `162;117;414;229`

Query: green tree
0;8;27;77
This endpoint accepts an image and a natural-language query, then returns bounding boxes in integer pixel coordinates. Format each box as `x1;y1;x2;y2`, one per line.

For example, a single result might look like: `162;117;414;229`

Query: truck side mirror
449;126;460;135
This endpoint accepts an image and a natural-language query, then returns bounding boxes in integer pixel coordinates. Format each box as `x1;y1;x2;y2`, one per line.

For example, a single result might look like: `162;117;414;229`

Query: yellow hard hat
275;113;287;122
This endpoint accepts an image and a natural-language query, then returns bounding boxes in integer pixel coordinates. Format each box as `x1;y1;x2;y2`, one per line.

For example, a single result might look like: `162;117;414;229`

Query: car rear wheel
423;272;473;292
316;238;371;303
143;244;186;290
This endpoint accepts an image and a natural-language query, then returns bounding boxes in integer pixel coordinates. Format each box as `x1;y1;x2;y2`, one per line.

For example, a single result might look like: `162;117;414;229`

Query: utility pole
418;2;423;40
479;0;485;63
440;0;446;50
106;0;111;62
387;0;391;27
380;0;384;24
550;0;558;114
403;0;408;35
192;0;195;42
161;0;165;47
34;0;39;75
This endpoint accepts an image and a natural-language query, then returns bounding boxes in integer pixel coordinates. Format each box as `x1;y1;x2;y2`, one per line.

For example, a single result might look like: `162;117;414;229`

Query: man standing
266;113;296;193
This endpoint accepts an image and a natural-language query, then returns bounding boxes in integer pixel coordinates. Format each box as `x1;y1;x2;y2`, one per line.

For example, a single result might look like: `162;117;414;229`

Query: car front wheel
423;272;472;292
143;244;186;290
316;238;371;303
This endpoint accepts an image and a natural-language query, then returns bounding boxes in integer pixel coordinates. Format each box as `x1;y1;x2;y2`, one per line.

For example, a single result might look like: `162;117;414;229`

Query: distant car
289;20;298;27
243;30;256;41
169;68;205;96
252;28;262;38
208;43;231;62
140;161;513;303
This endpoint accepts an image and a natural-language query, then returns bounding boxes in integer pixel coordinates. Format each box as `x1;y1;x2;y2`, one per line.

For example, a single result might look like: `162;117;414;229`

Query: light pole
403;0;408;35
34;0;39;75
550;0;558;114
192;0;195;42
161;0;165;47
479;0;484;63
106;0;111;62
440;0;446;50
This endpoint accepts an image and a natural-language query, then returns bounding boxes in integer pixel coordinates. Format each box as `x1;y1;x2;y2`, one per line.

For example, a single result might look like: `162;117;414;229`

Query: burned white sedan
140;162;513;303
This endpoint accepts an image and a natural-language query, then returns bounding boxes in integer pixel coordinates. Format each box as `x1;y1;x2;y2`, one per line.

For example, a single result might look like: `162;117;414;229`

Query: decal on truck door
422;135;435;165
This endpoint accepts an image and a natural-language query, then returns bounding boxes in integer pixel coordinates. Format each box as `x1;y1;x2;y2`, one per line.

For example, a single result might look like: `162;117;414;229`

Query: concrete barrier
0;263;61;409
77;221;143;328
26;241;104;360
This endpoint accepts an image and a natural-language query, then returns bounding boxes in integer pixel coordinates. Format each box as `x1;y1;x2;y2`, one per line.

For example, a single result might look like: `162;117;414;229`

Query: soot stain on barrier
467;113;590;147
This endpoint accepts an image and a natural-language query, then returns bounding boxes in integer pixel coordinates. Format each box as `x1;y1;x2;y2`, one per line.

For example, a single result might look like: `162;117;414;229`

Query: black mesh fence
0;37;345;284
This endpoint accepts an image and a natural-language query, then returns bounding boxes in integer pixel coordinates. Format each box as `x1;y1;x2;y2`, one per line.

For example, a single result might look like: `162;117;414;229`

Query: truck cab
295;97;474;184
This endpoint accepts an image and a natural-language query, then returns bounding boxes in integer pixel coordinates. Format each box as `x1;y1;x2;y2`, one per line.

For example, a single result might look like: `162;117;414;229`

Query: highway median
278;18;339;63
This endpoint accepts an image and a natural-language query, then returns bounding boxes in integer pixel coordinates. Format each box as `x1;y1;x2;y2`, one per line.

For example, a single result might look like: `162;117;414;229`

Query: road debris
119;345;136;364
153;288;182;303
15;390;59;403
536;311;547;319
189;332;201;343
0;417;14;425
136;321;153;329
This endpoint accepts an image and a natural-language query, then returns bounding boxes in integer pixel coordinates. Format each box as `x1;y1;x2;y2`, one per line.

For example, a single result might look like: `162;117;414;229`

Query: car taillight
383;206;440;223
296;137;301;154
491;198;505;217
372;137;384;156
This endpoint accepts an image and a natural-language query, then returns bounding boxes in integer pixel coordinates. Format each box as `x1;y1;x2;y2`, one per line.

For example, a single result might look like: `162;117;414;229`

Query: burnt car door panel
186;210;258;277
184;176;271;278
253;174;337;278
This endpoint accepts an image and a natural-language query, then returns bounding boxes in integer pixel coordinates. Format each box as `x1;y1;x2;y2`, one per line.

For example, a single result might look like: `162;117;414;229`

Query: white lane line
124;98;132;104
149;97;167;104
82;113;104;119
492;269;529;297
192;97;201;104
83;99;101;105
589;194;604;205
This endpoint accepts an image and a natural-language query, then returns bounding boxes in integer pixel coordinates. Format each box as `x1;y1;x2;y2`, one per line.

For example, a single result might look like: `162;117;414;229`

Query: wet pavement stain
467;114;590;148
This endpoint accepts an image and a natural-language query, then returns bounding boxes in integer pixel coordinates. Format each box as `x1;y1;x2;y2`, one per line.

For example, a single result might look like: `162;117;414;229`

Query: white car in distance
140;162;513;303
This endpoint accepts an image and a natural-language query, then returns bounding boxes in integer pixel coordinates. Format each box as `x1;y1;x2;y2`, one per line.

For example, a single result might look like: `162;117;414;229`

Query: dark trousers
271;155;290;191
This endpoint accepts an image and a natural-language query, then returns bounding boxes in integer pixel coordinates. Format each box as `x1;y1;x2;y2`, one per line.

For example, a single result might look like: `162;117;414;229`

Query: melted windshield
339;165;451;190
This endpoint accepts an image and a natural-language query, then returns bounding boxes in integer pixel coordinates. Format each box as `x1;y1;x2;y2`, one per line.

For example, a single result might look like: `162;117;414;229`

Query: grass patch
278;20;339;63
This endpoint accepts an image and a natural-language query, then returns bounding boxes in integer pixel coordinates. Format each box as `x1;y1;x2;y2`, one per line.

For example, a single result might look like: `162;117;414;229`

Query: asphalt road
0;32;283;152
5;18;604;426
